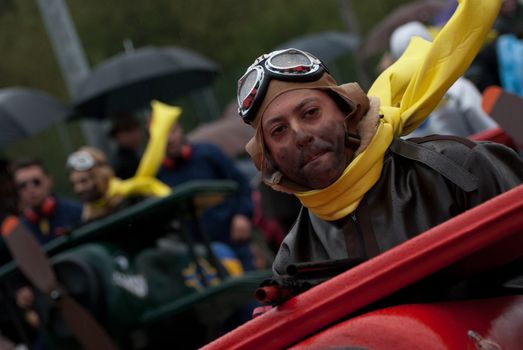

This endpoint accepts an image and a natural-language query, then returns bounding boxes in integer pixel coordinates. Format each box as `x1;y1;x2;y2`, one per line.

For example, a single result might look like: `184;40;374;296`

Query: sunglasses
16;177;43;190
237;48;328;124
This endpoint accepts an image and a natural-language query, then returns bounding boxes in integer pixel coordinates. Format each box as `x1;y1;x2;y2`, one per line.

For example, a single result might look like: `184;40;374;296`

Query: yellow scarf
296;0;501;221
83;101;179;221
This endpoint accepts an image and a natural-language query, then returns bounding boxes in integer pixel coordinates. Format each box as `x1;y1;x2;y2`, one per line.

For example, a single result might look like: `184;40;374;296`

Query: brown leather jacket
273;136;523;276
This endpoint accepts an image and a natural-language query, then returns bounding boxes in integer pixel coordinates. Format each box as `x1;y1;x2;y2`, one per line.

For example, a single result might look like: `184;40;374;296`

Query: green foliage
0;0;68;97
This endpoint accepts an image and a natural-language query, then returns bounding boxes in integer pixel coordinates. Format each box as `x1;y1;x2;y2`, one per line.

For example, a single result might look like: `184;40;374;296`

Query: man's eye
303;108;319;118
271;125;286;137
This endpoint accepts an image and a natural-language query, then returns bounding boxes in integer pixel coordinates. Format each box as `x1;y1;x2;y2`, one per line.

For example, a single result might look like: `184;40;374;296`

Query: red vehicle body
202;183;523;350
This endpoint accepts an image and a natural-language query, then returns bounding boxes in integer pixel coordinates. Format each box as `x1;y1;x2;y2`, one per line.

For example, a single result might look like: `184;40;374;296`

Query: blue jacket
20;196;82;245
157;143;253;244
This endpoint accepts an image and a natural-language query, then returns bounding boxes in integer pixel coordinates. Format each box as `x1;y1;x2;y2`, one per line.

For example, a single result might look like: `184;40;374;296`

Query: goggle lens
267;51;314;73
238;67;263;111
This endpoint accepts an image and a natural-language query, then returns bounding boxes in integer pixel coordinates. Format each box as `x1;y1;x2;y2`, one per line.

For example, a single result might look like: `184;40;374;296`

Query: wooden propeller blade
59;295;117;350
3;217;57;293
2;216;118;350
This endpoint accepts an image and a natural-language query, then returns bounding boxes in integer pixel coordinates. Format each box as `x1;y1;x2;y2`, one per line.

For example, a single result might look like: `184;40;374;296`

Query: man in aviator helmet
237;0;523;276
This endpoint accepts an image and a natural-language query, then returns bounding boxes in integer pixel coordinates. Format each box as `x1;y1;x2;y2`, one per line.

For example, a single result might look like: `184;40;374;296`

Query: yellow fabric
107;176;171;199
88;100;180;218
102;100;181;201
135;101;182;178
296;0;501;221
221;258;244;277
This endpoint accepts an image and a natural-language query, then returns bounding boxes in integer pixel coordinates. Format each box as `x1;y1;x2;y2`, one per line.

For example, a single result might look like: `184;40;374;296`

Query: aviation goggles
66;151;97;172
237;48;328;124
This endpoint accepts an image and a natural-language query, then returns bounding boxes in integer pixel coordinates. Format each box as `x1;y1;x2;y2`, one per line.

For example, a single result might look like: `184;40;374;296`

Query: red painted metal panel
291;296;523;349
202;184;523;350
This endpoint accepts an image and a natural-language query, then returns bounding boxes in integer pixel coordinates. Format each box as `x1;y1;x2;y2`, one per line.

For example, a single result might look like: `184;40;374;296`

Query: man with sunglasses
13;159;82;244
11;158;83;346
237;0;523;277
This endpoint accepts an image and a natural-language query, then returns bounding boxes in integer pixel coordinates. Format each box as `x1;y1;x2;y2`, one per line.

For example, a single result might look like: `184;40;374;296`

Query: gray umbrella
187;100;254;157
0;87;71;148
72;45;220;118
358;0;449;59
275;31;360;64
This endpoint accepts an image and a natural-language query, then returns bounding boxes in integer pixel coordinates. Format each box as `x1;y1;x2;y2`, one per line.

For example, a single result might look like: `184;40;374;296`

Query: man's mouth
302;150;327;166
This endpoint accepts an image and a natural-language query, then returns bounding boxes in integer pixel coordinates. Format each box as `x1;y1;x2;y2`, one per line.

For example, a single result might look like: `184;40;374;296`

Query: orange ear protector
162;144;192;170
23;196;57;224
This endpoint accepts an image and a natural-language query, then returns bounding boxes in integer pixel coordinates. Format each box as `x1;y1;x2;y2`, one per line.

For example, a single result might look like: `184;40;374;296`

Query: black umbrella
0;87;72;148
275;31;360;64
73;45;220;118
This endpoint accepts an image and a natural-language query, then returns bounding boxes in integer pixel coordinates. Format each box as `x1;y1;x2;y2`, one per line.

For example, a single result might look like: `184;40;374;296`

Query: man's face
262;89;350;189
69;170;102;203
14;165;53;208
165;124;184;158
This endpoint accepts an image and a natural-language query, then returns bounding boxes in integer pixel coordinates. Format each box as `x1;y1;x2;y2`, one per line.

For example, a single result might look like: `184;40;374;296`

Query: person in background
67;101;179;222
235;0;523;277
10;159;82;350
388;21;498;138
13;159;82;244
157;117;255;270
109;114;144;179
465;0;523;92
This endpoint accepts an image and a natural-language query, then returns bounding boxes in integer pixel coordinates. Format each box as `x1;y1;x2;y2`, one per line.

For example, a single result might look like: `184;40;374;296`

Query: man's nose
295;128;313;149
